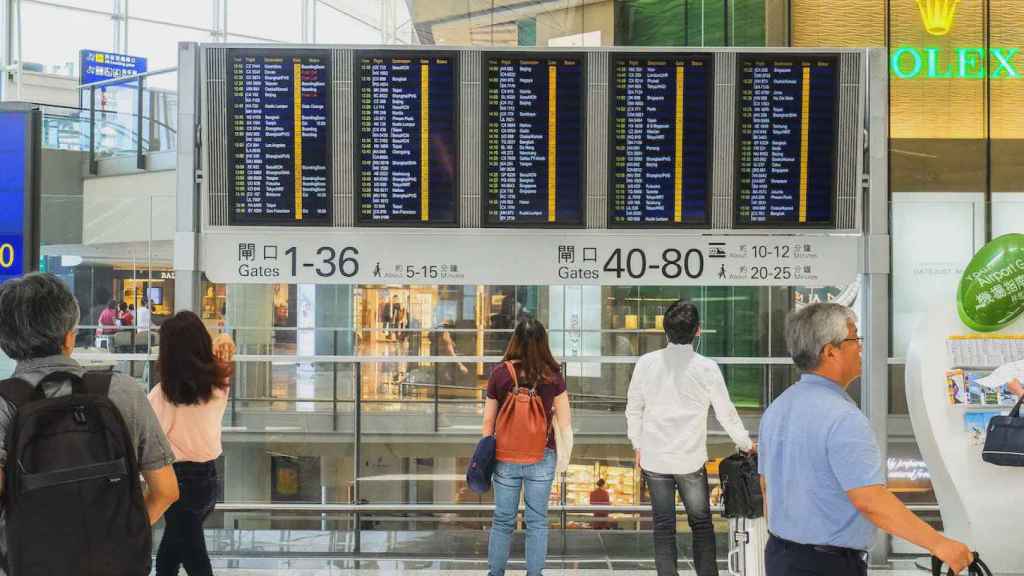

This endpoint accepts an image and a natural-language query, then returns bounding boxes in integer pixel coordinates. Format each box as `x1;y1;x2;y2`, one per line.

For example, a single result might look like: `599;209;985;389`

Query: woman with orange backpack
481;318;572;576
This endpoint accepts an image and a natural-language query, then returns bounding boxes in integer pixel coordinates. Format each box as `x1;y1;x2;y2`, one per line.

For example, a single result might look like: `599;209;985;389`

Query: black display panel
356;52;459;225
735;54;838;227
609;54;713;227
483;53;586;227
228;49;331;226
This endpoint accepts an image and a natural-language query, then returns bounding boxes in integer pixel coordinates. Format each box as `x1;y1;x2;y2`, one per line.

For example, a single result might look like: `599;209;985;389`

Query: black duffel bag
719;451;763;519
931;552;992;576
981;395;1024;466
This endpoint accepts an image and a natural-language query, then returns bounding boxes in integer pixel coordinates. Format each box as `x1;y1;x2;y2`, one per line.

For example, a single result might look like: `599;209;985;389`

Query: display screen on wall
0;108;39;283
609;53;713;227
355;52;459;225
735;54;838;227
228;49;332;226
483;53;586;227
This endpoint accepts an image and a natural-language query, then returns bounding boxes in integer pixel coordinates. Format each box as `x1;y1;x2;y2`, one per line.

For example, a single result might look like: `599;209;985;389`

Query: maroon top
486;362;567;450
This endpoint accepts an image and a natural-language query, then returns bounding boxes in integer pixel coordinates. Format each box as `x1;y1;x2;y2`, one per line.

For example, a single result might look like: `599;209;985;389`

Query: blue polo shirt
758;373;884;551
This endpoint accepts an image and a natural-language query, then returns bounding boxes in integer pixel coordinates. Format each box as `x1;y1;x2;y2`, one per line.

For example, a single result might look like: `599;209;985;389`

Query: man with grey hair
758;303;972;575
0;273;179;573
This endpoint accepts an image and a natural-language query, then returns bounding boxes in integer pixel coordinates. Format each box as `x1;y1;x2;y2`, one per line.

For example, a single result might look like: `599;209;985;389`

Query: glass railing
62;321;936;562
76;68;178;171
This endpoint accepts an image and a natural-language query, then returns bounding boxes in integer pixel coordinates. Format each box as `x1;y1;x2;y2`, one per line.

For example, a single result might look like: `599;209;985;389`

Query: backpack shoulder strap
503;361;519;393
80;370;114;396
0;378;42;408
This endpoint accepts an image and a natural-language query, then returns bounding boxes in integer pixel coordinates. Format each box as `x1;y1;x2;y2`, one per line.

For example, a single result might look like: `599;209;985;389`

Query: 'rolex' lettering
890;46;1021;80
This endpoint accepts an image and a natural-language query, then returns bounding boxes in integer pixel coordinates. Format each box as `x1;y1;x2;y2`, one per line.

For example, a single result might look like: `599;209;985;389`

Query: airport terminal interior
2;0;1024;574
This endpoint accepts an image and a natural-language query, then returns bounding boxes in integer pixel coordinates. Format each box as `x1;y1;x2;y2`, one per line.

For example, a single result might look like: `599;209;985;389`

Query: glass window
315;2;381;44
30;0;114;14
226;0;302;42
21;3;114;75
127;20;213;72
127;0;213;29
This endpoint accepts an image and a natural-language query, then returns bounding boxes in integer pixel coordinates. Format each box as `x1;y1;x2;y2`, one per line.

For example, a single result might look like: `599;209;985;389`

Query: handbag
981;395;1024;466
553;405;573;474
466;435;497;493
931;552;992;576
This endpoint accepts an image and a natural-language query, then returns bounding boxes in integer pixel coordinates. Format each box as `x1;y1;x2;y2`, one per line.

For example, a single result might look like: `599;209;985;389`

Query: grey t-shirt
0;354;176;471
0;355;175;574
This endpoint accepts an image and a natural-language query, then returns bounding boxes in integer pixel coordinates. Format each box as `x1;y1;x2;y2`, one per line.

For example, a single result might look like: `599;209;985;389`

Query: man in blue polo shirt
759;303;972;576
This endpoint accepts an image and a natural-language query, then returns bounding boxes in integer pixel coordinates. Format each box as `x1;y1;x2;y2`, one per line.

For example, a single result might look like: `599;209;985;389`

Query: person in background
119;301;134;327
137;297;152;332
431;319;469;389
589;478;611;530
97;299;119;336
148;311;235;576
626;300;754;576
482;318;572;576
0;273;179;574
759;303;972;576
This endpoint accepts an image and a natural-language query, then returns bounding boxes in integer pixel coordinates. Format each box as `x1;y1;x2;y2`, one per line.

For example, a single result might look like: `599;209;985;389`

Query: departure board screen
484;53;586;227
356;52;459;225
609;54;713;227
228;49;331;226
735;55;838;227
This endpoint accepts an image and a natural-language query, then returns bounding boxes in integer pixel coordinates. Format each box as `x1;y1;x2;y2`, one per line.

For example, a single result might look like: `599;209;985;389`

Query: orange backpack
494;361;550;464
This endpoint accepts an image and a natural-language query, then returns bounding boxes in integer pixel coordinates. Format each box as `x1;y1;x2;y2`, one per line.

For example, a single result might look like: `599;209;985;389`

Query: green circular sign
957;233;1024;332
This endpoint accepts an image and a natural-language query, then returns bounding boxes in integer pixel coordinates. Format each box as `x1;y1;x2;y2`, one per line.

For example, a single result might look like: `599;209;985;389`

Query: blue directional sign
79;49;148;85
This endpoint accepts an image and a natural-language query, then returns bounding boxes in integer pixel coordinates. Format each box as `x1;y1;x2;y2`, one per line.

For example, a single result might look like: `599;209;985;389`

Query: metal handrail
214;503;941;514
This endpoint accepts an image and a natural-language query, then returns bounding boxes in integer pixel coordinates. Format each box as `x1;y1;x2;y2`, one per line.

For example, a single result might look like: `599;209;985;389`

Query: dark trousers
155;461;218;576
644;467;718;576
765;535;867;576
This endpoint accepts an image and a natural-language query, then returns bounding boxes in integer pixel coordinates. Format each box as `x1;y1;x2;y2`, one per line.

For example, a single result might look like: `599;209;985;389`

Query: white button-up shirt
626;343;753;475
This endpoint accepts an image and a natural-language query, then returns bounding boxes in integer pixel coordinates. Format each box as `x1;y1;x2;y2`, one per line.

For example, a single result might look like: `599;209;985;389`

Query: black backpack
0;371;151;576
719;451;764;519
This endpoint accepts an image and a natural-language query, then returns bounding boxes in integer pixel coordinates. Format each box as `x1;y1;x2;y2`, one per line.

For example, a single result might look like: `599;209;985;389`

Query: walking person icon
718;264;726;279
374;262;382;277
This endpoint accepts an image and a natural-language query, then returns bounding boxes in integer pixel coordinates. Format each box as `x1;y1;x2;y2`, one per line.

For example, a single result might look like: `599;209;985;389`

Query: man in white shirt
626;300;754;576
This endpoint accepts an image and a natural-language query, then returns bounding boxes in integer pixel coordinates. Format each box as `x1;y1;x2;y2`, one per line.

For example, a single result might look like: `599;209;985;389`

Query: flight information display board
0;108;39;283
356;52;459;225
228;49;331;226
735;54;838;227
609;54;713;227
483;53;586;227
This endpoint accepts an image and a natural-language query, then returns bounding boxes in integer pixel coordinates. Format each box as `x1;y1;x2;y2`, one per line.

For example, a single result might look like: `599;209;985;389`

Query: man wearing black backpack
0;273;179;575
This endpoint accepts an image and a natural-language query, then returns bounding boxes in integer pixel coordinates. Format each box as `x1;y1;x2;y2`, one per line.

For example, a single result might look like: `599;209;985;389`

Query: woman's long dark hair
158;310;231;405
502;318;561;387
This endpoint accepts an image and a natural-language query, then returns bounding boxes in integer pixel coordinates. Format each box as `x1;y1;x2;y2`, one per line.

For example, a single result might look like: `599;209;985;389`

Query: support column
863;47;891;567
174;42;202;313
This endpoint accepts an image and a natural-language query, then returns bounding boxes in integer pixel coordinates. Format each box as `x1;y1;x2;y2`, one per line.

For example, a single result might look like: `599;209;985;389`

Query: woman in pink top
148;311;234;576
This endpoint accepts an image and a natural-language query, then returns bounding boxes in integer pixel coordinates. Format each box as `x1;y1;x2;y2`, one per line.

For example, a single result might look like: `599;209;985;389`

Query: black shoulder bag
981;395;1024;466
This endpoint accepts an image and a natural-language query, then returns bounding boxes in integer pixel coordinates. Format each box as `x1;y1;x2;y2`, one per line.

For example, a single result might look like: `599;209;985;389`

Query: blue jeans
645;467;718;576
488;449;556;576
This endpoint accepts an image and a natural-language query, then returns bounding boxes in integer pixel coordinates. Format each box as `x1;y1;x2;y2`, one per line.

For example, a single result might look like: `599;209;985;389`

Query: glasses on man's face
842;337;864;346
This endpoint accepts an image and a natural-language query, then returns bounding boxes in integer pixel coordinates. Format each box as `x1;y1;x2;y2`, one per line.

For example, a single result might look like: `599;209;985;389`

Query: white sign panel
200;231;861;286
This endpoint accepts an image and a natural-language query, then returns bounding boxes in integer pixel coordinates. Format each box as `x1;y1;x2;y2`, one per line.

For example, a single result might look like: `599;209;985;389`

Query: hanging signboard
200;231;860;287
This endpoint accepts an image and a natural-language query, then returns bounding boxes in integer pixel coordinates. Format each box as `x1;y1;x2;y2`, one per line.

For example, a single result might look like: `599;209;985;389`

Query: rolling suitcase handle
931;552;992;576
728;548;741;576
